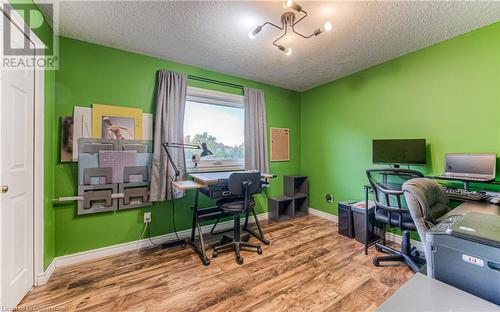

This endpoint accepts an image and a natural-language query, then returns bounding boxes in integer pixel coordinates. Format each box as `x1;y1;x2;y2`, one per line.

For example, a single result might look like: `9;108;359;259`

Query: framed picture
101;116;135;140
60;116;74;162
92;104;143;139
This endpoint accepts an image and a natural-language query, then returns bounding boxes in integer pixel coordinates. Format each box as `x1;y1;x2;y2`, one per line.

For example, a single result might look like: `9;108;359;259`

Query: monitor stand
463;180;470;191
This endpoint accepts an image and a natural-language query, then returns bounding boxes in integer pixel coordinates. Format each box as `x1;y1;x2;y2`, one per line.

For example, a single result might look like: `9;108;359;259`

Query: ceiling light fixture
249;0;332;55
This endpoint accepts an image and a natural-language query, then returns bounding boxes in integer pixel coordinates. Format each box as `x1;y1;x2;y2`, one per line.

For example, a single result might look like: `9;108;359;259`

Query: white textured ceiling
38;1;500;91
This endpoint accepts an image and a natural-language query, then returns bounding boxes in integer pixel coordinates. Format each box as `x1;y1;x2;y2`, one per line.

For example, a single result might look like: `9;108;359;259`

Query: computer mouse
489;197;500;205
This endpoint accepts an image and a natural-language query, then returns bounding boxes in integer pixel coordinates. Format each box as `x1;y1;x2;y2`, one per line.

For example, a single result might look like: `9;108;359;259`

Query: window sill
186;166;245;174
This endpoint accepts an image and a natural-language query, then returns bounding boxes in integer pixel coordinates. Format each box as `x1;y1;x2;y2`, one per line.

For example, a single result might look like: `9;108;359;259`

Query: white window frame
185;86;245;173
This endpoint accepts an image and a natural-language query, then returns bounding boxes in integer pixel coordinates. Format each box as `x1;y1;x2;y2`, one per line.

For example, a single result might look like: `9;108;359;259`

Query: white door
0;11;35;309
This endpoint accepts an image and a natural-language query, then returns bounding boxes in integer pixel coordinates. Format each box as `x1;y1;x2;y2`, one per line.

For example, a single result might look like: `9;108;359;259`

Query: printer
427;212;500;305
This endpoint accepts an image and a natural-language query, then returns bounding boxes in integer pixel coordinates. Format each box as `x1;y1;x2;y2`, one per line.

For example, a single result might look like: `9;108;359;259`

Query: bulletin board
270;127;290;161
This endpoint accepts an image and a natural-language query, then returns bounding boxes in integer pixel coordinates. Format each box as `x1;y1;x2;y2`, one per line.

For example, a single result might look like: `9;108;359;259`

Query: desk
440;201;500;221
190;172;274;185
173;171;273;265
377;273;500;311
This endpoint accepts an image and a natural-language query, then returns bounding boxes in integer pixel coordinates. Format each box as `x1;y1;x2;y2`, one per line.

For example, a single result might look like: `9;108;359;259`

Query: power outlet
143;212;152;223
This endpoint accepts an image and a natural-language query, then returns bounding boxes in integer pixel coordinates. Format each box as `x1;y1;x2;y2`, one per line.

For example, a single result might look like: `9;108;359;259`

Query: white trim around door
0;2;46;291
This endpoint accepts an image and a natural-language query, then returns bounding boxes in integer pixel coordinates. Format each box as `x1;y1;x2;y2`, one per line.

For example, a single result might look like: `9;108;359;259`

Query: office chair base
373;231;425;273
213;238;262;265
372;253;421;273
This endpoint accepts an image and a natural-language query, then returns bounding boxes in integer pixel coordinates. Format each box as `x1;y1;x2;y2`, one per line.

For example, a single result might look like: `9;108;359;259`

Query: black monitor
372;139;426;166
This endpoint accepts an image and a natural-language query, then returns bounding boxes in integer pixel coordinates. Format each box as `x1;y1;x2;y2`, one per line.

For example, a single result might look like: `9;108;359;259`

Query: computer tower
338;200;356;238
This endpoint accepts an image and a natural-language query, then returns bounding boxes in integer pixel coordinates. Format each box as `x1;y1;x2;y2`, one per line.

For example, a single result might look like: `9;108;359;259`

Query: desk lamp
162;142;200;181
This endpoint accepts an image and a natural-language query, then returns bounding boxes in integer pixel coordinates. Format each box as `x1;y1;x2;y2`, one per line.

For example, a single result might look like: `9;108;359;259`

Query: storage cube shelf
294;196;308;217
268;176;309;222
284;176;308;198
268;196;294;222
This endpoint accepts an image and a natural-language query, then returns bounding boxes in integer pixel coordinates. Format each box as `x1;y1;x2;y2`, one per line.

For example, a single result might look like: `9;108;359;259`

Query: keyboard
443;187;490;201
439;174;493;182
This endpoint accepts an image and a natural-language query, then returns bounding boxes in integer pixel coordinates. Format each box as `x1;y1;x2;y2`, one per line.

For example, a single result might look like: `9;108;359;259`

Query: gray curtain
244;87;269;174
150;70;187;201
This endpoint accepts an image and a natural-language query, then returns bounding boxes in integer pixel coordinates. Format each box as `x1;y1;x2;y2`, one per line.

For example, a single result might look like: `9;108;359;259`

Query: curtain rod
187;75;244;90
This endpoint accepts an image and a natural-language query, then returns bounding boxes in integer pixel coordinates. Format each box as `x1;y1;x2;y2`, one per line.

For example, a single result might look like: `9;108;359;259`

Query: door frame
0;2;46;291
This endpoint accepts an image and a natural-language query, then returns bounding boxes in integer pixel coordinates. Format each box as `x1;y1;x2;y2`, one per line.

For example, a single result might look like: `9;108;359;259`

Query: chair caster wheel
257;247;263;255
373;258;380;266
411;247;420;258
236;256;244;265
213;251;218;258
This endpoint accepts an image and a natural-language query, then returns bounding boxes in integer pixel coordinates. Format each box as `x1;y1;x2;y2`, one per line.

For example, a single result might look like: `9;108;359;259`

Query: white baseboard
36;212;268;285
308;207;424;252
308;207;339;222
35;259;55;286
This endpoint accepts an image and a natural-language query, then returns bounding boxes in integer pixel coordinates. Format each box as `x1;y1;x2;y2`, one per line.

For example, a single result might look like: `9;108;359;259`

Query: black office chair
366;168;425;272
213;172;263;264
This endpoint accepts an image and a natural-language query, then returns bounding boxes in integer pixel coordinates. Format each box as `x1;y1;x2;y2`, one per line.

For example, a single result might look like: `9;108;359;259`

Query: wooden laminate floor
18;215;414;312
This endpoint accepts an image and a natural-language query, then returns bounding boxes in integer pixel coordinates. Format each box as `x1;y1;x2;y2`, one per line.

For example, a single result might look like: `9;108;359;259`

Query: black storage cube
352;202;376;244
284;176;308;197
294;195;308;217
268;196;294;222
338;200;357;238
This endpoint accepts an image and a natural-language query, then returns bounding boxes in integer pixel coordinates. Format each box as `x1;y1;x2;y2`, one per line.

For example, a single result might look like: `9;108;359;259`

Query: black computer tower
338;200;356;238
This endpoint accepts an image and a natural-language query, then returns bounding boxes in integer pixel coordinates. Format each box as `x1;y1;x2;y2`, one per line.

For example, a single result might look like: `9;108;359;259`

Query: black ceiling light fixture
249;0;332;56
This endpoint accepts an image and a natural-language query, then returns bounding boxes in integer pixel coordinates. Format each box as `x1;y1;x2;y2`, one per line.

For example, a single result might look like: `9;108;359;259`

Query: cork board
270;127;290;161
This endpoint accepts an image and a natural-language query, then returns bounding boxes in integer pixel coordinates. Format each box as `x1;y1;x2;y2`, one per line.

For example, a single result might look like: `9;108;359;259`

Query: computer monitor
372;139;426;166
443;154;497;181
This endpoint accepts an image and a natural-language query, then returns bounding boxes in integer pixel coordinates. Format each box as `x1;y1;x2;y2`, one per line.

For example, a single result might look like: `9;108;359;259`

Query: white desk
377;273;500;311
171;180;205;190
439;201;500;221
190;171;274;185
173;172;275;189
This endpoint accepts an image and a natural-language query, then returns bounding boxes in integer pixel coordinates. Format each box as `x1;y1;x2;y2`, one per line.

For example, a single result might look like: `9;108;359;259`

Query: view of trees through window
184;100;244;168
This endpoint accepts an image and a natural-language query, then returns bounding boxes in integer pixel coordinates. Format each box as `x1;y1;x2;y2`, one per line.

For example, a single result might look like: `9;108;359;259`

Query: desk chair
402;178;449;273
213;172;263;264
366;168;424;272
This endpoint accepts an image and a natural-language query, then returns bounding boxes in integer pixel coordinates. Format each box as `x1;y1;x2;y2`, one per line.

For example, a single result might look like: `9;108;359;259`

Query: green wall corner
300;21;500;220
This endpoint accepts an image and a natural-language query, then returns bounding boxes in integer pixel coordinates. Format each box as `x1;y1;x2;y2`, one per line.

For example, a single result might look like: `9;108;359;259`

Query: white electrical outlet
144;212;152;223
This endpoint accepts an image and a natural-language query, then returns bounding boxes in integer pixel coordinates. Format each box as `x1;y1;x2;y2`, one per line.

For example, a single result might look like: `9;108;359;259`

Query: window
183;87;245;172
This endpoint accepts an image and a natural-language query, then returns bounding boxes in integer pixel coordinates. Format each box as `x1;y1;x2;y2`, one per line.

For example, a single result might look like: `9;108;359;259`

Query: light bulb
283;0;302;12
248;25;262;39
323;21;332;32
278;45;292;56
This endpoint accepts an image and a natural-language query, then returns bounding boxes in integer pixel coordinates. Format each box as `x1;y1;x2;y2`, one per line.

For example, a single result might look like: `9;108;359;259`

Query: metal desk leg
188;189;210;265
243;207;270;245
364;186;369;255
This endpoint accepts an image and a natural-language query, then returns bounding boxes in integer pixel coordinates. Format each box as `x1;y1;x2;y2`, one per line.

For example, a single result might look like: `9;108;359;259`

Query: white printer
427;212;500;305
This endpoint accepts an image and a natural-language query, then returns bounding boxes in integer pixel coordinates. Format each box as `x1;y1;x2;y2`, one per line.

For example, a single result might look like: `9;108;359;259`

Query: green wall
8;0;56;269
53;37;301;256
301;22;500;217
